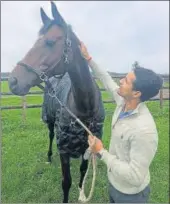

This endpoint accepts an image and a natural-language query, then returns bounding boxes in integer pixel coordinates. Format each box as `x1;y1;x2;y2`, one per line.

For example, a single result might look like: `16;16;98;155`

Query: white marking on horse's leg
78;187;87;202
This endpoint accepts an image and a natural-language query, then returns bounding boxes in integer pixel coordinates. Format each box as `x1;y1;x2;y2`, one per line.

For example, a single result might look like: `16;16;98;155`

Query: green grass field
1;81;169;203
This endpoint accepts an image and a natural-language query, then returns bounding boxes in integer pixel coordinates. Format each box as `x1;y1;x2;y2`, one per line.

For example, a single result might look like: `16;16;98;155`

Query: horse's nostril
9;77;18;87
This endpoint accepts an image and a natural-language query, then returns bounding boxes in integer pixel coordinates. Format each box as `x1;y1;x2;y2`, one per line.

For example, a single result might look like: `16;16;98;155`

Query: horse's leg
79;156;88;188
47;122;55;163
78;155;88;201
60;154;72;203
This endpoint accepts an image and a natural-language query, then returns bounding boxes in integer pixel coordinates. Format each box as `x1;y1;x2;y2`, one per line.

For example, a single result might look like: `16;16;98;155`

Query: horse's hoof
62;200;68;203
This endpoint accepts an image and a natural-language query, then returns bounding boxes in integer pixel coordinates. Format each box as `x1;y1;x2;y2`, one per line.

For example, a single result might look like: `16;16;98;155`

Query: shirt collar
121;101;145;115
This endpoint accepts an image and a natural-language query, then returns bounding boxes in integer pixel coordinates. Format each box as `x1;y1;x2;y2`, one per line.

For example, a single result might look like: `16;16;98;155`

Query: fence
1;74;169;114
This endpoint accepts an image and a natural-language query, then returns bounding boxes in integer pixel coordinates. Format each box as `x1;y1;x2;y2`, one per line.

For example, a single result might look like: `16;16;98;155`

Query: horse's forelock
38;20;55;36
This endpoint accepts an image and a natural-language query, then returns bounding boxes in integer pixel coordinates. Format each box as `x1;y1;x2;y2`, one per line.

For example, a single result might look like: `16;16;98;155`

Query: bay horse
8;2;105;203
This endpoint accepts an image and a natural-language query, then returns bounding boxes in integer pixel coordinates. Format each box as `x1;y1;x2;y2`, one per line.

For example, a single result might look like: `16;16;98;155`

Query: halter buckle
64;56;69;64
66;38;71;47
40;72;48;82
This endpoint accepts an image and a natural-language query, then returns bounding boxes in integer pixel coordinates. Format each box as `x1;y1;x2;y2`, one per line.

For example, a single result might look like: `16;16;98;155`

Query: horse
8;2;105;203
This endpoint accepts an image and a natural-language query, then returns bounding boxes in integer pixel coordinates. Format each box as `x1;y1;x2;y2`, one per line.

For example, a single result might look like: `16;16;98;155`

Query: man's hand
88;135;104;153
79;42;92;61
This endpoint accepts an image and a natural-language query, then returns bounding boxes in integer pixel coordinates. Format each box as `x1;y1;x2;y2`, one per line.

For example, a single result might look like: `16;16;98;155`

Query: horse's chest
54;109;94;158
55;109;87;136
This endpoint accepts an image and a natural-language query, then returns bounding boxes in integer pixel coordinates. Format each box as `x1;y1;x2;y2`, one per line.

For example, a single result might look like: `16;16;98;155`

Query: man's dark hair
132;65;163;102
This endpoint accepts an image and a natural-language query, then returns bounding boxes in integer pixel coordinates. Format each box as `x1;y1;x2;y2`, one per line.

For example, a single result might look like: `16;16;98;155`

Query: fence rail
1;97;169;111
1;86;169;97
1;75;169;112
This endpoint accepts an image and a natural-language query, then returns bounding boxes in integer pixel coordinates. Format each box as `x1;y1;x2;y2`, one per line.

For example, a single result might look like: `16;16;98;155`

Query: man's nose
120;78;124;84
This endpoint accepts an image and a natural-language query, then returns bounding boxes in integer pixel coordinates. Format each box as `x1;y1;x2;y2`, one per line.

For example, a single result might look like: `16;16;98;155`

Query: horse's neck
68;58;97;116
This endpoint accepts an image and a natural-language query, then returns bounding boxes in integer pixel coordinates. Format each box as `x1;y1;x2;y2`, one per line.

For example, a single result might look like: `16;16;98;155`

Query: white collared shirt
89;59;158;194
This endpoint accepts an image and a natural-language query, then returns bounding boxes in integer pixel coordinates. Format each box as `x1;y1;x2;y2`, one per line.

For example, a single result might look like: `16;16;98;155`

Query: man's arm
88;59;123;105
100;131;158;186
80;42;123;105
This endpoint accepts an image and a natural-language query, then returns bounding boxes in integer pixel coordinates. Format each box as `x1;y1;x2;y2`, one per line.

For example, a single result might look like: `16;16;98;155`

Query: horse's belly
55;122;88;158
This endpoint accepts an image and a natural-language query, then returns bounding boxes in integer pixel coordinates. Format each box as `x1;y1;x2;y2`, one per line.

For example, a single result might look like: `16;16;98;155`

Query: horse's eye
45;39;56;47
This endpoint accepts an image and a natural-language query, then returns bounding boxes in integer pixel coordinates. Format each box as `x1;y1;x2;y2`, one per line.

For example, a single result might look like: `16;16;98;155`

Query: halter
17;27;72;83
17;25;94;134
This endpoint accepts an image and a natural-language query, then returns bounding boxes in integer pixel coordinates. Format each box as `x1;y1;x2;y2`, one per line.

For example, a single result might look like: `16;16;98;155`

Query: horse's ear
51;1;66;26
40;7;51;25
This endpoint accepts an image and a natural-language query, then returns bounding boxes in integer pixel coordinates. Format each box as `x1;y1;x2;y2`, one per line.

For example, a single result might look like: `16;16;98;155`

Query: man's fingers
88;135;94;142
88;135;96;146
80;41;85;47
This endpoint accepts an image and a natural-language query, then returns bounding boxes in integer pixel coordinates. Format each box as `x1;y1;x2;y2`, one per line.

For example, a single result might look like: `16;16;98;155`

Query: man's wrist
87;56;92;62
96;148;106;159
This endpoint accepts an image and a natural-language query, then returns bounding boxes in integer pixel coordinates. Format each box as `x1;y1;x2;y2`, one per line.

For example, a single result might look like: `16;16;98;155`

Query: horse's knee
79;159;88;188
48;151;52;156
80;160;88;172
62;175;72;190
49;131;54;139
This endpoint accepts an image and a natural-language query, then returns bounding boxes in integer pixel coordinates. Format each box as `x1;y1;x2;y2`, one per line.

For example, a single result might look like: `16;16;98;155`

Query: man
80;42;163;203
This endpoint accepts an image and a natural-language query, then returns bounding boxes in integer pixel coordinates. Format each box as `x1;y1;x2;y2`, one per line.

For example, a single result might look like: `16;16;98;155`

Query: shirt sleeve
89;59;123;105
101;131;158;186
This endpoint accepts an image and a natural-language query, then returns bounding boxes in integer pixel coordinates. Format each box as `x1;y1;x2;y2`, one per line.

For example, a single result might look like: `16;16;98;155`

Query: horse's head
8;2;75;96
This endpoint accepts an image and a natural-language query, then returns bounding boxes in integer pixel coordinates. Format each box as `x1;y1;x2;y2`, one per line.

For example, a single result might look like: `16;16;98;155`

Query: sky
1;1;169;74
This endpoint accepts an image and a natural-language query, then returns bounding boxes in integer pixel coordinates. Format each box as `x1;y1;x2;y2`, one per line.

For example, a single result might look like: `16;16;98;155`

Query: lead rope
71;118;96;203
46;83;96;203
69;118;96;203
79;153;96;203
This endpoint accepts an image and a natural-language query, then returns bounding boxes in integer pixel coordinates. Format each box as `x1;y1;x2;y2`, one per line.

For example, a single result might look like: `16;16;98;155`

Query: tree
132;61;140;68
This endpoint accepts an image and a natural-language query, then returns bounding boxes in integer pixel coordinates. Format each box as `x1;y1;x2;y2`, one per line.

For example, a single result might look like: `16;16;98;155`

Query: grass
1;81;43;93
164;83;169;88
1;81;169;203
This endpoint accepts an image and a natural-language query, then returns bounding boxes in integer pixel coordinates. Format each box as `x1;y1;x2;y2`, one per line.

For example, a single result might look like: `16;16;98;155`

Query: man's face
117;71;140;100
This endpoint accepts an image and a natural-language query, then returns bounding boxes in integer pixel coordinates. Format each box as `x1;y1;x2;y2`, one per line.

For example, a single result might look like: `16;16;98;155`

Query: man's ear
133;90;141;99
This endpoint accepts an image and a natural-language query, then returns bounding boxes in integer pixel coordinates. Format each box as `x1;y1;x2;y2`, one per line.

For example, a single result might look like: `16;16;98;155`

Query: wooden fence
1;74;169;113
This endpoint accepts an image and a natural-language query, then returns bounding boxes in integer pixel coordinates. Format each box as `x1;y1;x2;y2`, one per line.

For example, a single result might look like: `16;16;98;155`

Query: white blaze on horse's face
8;2;67;96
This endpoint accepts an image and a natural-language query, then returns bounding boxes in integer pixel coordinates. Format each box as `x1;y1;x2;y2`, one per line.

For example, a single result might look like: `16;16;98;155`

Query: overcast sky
1;1;169;74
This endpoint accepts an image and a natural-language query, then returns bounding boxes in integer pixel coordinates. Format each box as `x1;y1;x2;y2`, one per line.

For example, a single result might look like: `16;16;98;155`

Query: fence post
22;96;27;121
159;87;163;109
